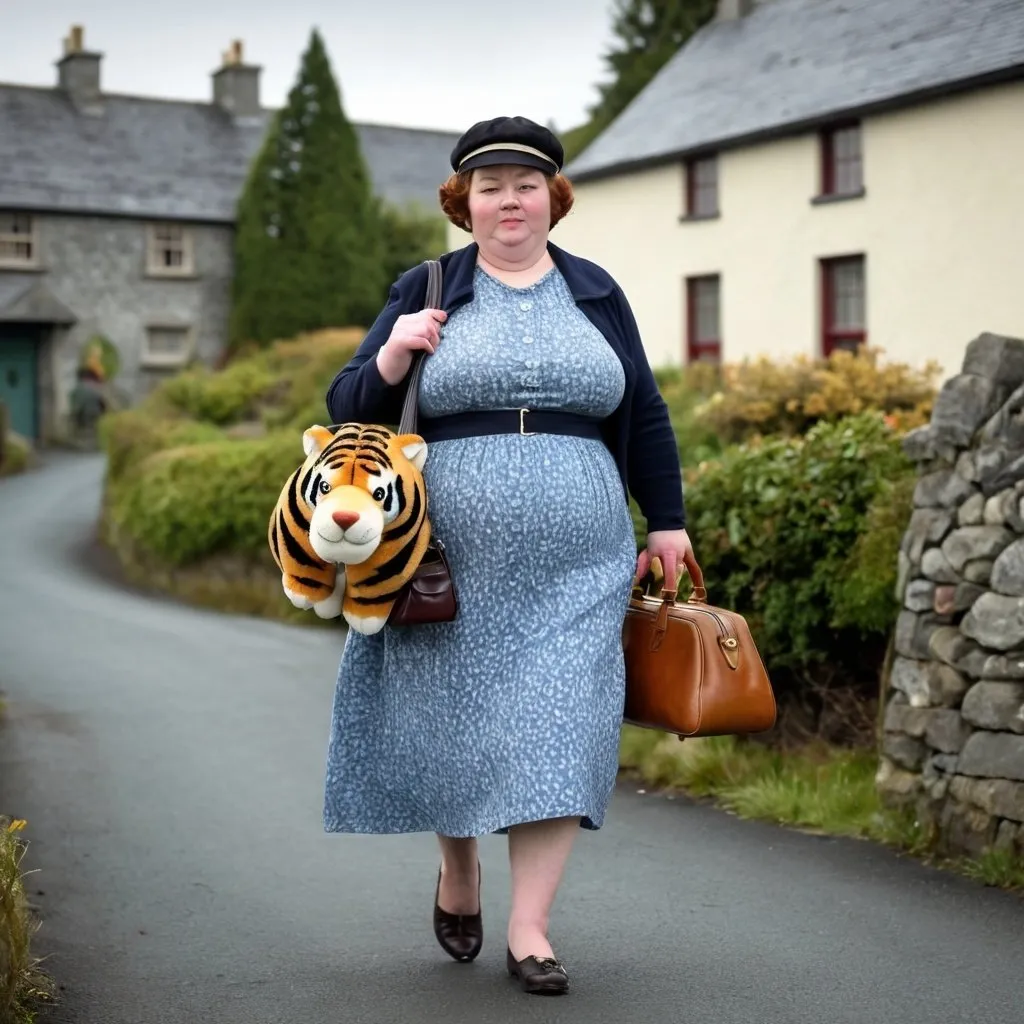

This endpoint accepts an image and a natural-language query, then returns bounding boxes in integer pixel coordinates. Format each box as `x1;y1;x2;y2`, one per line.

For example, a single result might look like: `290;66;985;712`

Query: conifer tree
563;0;717;161
229;29;384;348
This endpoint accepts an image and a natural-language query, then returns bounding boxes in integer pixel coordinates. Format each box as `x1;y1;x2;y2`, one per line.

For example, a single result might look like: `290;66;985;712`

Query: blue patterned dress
323;264;637;836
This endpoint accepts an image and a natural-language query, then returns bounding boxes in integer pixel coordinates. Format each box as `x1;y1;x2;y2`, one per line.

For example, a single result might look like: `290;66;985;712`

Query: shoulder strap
398;259;443;436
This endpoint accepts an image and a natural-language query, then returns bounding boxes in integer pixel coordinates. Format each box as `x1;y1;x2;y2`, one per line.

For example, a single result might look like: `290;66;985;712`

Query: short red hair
438;172;575;233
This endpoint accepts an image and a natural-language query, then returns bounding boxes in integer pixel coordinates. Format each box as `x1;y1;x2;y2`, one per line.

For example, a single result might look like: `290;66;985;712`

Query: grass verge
0;818;52;1024
618;727;1024;893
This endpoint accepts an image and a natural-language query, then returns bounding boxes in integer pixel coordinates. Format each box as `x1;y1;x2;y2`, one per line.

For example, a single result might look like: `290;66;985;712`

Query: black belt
418;408;605;443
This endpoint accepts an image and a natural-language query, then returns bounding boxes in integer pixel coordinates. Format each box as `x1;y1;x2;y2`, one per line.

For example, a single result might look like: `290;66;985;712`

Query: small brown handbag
622;559;776;738
387;259;458;627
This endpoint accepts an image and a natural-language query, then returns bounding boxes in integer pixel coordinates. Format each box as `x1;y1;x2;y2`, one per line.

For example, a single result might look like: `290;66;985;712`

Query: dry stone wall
878;333;1024;858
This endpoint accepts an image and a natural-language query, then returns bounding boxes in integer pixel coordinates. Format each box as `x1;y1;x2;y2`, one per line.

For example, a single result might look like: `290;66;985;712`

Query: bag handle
634;555;707;604
398;259;443;437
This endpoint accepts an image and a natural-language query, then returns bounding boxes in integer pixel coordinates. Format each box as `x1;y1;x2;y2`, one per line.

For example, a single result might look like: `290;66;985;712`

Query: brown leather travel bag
623;559;776;738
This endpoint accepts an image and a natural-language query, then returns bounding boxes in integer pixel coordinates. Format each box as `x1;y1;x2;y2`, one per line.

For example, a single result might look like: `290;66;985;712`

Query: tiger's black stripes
288;477;313;532
278;507;321;570
293;574;330;589
327;447;392;469
359;537;422;591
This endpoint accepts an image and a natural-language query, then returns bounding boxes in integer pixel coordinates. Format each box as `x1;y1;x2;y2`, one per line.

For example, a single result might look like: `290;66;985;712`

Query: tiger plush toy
268;422;432;634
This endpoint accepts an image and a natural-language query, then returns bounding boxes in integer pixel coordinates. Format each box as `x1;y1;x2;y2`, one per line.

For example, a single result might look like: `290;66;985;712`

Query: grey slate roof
566;0;1024;181
0;85;459;222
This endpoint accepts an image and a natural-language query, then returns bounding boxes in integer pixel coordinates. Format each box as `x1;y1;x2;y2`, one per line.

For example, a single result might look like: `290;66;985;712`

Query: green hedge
99;409;226;482
683;411;915;719
98;330;361;579
106;432;303;567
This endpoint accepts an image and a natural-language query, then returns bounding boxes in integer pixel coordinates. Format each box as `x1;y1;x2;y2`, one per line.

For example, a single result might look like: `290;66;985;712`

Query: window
146;223;195;276
685;156;719;218
686;275;721;363
143;325;193;368
820;124;863;197
0;213;38;268
821;256;866;356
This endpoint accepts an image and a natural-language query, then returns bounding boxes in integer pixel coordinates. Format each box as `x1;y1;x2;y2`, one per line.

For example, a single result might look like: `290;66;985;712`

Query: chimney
56;25;103;113
212;40;262;119
716;0;758;19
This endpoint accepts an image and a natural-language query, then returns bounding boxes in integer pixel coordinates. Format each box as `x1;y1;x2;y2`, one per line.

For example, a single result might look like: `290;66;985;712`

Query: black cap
450;116;564;176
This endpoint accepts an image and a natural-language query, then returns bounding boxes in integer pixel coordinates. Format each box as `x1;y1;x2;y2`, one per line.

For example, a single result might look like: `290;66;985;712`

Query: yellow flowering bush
692;347;940;443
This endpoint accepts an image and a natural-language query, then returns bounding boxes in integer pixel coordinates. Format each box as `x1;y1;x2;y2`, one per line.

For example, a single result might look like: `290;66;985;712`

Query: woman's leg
507;816;580;961
436;834;480;914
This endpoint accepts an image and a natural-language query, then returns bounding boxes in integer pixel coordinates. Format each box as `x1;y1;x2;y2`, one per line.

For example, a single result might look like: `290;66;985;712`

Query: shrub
162;330;361;430
257;330;363;430
160;362;278;426
99;409;226;482
0;817;51;1021
656;362;725;470
0;432;31;479
100;329;361;480
831;469;917;634
684;411;916;730
96;328;364;620
107;432;302;567
692;346;940;443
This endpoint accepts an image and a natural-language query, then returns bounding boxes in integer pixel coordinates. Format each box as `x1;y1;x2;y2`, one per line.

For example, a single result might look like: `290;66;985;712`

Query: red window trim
686;274;722;364
820;122;862;197
685;155;719;217
820;256;866;357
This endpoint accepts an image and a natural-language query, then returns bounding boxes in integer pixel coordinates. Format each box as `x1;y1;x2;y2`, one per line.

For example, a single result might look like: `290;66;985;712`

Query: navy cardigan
325;241;686;534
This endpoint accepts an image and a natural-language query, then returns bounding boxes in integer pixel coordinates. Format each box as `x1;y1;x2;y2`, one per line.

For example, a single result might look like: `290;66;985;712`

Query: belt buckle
519;407;537;436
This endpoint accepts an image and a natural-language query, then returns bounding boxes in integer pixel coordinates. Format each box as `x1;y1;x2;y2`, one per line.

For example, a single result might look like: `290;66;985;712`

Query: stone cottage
0;27;460;441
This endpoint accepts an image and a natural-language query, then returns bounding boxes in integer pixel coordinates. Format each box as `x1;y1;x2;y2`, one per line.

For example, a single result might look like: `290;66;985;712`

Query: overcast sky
1;0;617;134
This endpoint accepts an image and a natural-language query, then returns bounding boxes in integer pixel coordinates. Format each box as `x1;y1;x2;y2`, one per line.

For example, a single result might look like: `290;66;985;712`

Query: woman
322;115;696;995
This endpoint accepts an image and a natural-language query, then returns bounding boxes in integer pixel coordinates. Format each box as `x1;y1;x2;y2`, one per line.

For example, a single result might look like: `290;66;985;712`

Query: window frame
0;212;40;269
685;274;722;364
142;323;195;369
819;122;864;199
145;222;196;278
684;155;719;219
820;255;867;357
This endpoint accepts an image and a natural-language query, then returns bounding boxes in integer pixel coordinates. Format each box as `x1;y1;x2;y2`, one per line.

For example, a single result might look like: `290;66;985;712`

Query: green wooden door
0;331;38;439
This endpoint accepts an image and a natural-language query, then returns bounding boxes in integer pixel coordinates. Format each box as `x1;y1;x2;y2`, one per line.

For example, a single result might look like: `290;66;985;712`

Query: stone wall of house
878;333;1024;858
24;213;233;438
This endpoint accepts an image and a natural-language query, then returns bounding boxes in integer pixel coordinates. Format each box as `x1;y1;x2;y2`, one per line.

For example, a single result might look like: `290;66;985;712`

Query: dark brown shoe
506;947;569;995
433;863;482;962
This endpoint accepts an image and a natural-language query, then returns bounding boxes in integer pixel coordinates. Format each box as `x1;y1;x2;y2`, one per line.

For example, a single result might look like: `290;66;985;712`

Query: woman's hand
636;529;698;594
376;308;448;385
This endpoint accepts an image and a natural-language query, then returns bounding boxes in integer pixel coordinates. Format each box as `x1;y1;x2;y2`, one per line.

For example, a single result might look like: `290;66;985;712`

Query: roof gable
0;85;459;222
566;0;1024;181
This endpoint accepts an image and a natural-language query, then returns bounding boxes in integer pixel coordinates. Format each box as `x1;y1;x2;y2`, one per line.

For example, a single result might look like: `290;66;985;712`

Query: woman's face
467;165;551;256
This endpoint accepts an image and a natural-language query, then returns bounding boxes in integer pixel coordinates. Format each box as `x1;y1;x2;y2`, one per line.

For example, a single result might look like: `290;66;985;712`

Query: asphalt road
0;452;1021;1024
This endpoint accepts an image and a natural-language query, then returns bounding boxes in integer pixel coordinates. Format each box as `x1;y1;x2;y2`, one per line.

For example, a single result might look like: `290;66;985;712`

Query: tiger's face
299;424;428;566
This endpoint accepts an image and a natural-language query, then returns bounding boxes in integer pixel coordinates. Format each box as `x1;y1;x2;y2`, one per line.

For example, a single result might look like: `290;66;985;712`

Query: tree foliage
563;0;718;161
229;29;385;349
376;202;448;292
